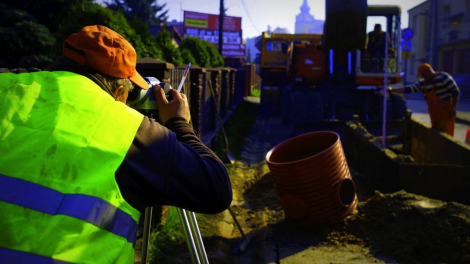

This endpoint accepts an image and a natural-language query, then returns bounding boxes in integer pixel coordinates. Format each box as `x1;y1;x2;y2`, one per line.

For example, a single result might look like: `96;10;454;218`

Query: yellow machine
259;0;406;122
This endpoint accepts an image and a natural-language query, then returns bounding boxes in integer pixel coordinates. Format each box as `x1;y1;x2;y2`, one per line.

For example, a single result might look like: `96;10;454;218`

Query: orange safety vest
424;72;455;136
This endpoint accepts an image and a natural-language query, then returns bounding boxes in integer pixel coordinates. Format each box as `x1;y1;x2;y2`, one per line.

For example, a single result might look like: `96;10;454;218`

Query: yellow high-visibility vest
0;71;144;263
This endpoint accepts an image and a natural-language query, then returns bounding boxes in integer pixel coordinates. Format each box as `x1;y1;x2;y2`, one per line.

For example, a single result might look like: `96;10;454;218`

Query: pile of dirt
229;162;470;263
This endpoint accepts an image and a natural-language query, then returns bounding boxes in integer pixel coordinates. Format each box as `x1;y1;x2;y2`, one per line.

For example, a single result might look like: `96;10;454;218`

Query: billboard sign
183;11;245;58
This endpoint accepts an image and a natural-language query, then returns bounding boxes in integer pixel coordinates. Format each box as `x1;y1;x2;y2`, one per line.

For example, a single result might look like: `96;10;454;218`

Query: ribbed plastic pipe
266;131;357;228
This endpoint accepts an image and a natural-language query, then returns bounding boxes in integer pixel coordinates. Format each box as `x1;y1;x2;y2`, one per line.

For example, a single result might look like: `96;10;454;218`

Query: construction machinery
259;0;407;122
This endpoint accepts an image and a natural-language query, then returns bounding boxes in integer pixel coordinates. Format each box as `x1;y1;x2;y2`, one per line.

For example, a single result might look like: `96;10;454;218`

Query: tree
129;18;162;59
53;2;162;61
0;4;55;69
106;0;168;27
2;0;92;32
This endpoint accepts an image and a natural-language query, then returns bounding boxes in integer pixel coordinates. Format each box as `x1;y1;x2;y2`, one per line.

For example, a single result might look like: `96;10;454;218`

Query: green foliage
3;0;92;32
1;1;221;70
148;207;186;263
129;19;162;60
205;41;225;67
155;29;183;66
148;207;224;263
106;0;168;27
180;37;210;67
251;88;261;97
53;2;161;60
179;36;224;68
180;48;197;67
0;4;55;68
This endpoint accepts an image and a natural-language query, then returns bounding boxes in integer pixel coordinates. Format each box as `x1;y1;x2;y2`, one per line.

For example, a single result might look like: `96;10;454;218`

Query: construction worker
388;63;460;136
366;24;389;72
0;25;232;263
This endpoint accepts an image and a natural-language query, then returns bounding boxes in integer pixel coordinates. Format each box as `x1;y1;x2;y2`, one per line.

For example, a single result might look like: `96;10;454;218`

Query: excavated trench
208;104;470;264
136;103;470;264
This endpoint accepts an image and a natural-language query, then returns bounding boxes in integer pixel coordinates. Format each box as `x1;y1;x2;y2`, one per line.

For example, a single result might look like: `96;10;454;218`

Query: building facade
295;0;324;34
405;0;470;84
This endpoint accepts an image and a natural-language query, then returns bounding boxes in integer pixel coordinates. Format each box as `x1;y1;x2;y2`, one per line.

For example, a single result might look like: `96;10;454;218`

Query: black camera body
127;77;172;110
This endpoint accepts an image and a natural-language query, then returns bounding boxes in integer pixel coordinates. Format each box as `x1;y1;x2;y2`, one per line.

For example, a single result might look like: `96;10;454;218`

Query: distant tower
295;0;324;34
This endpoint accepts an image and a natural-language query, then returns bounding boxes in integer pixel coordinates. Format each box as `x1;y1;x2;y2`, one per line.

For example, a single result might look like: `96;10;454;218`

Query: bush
180;36;224;68
155;29;183;66
180;48;197;67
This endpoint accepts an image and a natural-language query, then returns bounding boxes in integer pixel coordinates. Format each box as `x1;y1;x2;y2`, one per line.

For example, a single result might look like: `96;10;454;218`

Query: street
404;93;470;144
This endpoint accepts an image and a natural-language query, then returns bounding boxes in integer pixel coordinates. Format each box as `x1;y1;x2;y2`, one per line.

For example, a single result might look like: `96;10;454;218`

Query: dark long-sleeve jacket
116;116;232;214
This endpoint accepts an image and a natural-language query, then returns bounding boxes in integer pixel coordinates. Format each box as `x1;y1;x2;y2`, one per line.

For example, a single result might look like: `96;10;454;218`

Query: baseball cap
63;25;148;90
416;63;432;78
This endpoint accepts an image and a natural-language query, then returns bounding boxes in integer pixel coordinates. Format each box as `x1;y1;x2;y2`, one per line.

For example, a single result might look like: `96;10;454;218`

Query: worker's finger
153;84;168;105
168;88;181;100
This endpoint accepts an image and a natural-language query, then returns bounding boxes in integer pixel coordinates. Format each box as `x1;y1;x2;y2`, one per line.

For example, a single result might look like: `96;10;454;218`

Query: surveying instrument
128;69;209;264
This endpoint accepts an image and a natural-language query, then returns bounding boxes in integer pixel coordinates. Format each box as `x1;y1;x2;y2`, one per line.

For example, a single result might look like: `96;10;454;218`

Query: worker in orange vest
389;63;460;136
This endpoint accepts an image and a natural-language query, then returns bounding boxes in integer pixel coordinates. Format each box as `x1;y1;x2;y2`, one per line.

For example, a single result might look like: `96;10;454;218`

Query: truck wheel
290;90;310;122
280;86;292;123
290;90;323;122
390;93;407;120
373;92;393;121
307;91;324;121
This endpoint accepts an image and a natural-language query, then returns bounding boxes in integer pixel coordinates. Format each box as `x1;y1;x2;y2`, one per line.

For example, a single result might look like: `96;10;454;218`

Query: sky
164;0;426;39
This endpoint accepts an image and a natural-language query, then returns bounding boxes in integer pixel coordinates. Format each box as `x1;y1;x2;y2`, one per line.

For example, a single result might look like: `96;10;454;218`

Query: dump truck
259;0;407;123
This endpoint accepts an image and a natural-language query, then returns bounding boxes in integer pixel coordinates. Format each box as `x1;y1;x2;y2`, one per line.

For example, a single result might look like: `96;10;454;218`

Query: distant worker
388;63;460;136
0;25;232;263
366;24;390;72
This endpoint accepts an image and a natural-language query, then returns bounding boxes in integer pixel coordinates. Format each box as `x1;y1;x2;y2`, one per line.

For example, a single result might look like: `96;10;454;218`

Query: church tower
295;0;324;34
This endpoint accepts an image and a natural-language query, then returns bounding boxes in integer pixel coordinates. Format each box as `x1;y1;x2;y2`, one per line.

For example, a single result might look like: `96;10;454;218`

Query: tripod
140;206;209;264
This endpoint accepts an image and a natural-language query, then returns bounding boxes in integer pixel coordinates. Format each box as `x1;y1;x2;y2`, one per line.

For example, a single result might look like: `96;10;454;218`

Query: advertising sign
184;11;245;58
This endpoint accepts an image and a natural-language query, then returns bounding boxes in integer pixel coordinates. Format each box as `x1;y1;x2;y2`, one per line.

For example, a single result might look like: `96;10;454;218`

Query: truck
259;0;407;123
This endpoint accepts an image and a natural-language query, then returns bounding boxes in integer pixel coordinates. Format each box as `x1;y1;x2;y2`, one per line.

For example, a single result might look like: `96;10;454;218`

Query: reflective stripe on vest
0;71;144;263
0;174;137;243
0;247;73;264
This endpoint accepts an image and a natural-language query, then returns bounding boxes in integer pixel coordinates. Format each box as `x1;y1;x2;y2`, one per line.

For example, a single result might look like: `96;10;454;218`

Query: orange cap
416;63;432;78
63;25;148;90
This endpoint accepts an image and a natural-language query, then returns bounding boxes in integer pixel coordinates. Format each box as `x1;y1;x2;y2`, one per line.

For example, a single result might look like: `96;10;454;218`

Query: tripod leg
186;211;209;264
141;206;153;264
177;208;201;264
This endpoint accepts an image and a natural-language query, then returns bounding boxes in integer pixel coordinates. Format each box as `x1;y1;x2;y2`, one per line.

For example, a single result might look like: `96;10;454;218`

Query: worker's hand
154;85;191;125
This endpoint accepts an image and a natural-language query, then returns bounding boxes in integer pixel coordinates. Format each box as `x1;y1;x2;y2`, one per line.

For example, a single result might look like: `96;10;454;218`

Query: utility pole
431;0;439;68
426;0;439;66
218;0;224;55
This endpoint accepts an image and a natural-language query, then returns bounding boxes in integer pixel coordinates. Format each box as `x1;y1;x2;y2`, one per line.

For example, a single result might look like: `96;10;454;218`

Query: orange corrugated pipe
266;131;357;228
